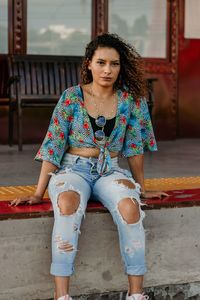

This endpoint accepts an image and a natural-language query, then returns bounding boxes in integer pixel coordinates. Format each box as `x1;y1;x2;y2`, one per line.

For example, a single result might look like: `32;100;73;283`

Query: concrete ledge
1;187;200;299
1;202;200;299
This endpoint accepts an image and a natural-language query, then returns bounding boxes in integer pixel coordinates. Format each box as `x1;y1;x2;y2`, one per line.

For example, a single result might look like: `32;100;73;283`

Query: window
0;0;8;53
27;0;91;55
108;0;167;58
185;0;200;39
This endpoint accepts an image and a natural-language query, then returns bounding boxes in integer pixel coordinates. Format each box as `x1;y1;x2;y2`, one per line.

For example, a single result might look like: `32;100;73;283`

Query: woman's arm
34;160;58;198
10;161;58;206
127;154;145;193
127;155;168;199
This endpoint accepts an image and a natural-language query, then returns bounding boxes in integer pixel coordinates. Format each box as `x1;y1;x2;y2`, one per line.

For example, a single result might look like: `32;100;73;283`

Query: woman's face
88;47;121;88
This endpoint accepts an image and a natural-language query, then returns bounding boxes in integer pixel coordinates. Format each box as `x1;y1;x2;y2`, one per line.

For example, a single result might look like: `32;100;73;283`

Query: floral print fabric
35;85;157;173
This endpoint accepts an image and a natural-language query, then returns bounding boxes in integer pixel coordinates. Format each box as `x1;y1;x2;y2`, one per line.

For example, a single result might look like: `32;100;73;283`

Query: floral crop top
35;85;157;174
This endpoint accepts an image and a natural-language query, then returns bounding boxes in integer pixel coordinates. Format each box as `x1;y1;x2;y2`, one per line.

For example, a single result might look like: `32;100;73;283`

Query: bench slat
36;62;43;95
48;62;56;95
19;62;26;95
60;62;66;92
42;61;49;95
30;62;38;95
24;61;31;95
54;61;61;95
66;62;72;89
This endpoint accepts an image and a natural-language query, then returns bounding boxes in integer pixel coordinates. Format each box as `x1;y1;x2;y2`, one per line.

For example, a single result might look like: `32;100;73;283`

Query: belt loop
75;156;80;163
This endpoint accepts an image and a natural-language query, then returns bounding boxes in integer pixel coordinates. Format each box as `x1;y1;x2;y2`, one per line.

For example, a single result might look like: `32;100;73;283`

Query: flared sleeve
122;97;157;157
35;90;73;167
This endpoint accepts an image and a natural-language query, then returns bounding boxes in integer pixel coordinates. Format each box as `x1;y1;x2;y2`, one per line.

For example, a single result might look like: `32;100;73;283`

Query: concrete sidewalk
0;139;200;186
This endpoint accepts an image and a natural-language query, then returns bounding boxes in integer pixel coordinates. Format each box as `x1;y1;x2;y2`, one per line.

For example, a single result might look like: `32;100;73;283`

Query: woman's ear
87;61;91;70
86;58;91;70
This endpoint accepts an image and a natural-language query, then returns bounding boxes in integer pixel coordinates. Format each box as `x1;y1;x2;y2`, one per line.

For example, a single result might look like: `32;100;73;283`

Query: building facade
0;0;200;144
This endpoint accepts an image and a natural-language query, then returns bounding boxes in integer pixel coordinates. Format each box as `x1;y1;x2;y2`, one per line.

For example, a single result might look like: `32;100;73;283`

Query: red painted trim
144;188;200;209
1;189;200;220
8;0;13;53
92;0;108;38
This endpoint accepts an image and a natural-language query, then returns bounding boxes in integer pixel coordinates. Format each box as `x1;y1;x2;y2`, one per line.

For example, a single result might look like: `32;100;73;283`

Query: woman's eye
96;61;120;66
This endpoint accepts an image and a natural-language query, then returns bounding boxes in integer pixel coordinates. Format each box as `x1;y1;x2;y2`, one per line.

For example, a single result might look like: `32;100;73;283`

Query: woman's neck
90;82;114;99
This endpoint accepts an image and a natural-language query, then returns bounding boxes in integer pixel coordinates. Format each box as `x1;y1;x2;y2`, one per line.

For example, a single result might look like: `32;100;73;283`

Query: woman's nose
104;64;111;74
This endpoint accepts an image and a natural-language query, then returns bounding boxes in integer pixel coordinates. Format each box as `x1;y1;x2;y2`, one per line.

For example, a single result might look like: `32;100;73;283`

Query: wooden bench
7;54;156;151
7;54;82;150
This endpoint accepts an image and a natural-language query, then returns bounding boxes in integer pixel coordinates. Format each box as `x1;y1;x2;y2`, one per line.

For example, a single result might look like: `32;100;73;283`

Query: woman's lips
101;77;112;80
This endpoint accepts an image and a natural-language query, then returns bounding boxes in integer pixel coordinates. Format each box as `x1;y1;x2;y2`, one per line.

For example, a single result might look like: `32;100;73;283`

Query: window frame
6;0;172;64
107;0;171;62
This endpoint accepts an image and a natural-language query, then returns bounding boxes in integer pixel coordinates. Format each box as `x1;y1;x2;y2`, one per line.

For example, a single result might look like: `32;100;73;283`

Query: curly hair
80;33;147;99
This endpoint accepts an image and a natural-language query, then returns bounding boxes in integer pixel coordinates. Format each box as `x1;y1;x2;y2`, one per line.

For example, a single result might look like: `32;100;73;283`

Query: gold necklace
90;84;116;119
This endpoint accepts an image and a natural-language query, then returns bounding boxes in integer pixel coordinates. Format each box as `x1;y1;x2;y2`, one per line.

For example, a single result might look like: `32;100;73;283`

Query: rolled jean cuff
50;262;74;276
125;265;147;276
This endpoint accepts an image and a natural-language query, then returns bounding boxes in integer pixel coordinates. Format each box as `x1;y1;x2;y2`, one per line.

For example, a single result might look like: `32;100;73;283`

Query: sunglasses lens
95;115;106;127
94;130;105;141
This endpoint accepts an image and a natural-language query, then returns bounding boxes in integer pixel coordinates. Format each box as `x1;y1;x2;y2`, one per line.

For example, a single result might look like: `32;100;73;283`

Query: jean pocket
61;155;80;169
72;159;89;170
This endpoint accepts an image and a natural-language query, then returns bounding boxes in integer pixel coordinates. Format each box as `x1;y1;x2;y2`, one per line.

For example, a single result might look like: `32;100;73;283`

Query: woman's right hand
9;161;56;207
10;195;42;206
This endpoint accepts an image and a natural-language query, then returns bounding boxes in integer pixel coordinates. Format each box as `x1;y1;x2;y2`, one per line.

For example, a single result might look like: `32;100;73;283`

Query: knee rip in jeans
112;179;140;224
57;190;80;216
118;197;140;225
54;235;74;253
54;222;81;253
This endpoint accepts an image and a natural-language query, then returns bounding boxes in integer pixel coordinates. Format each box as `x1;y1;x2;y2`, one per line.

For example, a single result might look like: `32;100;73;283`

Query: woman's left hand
141;190;169;199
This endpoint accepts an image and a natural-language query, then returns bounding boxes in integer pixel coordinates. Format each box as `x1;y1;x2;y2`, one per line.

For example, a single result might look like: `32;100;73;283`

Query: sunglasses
94;115;106;143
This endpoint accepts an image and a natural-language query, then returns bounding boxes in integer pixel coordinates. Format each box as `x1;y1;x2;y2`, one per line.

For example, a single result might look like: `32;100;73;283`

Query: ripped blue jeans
48;153;147;277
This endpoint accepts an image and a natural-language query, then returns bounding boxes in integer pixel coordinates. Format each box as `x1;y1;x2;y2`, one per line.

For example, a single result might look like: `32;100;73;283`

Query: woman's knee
118;197;140;224
113;178;140;224
57;191;80;215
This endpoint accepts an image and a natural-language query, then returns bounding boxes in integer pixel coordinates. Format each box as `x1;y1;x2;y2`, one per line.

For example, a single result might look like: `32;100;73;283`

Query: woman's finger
10;197;29;206
161;192;169;197
142;191;170;199
10;198;21;206
27;196;41;205
15;198;28;206
154;192;169;198
27;199;37;205
153;193;167;199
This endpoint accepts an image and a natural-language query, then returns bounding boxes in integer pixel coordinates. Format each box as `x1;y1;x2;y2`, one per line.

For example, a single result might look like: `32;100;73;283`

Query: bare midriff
67;147;119;158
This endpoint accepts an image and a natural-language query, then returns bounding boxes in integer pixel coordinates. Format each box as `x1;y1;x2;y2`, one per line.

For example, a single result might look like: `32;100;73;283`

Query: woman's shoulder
59;84;83;105
119;89;148;114
118;89;134;107
62;84;82;98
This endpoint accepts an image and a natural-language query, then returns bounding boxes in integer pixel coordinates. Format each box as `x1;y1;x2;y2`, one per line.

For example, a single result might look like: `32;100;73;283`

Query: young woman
11;33;167;300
